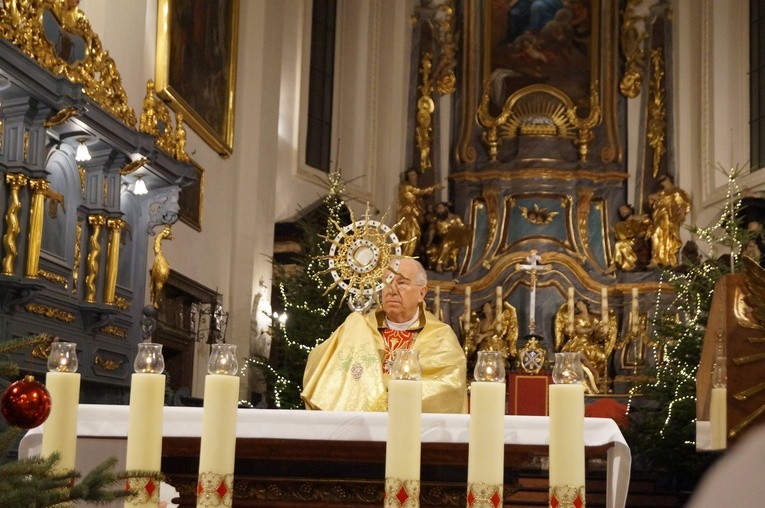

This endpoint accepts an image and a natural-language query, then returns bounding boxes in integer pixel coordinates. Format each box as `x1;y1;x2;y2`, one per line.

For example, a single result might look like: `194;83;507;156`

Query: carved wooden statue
554;300;618;394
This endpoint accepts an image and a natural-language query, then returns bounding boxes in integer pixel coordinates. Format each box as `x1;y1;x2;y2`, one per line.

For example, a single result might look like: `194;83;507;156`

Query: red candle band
466;482;503;508
548;485;586;508
384;477;420;507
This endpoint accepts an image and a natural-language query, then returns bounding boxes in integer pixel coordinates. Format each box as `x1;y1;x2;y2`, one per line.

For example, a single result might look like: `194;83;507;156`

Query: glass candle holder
552;352;584;384
208;343;238;375
133;342;165;374
390;349;422;380
474;350;505;382
47;341;78;372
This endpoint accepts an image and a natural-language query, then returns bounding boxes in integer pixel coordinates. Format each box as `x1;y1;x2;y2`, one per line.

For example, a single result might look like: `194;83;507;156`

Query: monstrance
321;204;407;311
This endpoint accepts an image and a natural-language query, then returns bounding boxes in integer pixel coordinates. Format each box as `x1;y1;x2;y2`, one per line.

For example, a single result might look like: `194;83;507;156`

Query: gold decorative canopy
0;0;136;126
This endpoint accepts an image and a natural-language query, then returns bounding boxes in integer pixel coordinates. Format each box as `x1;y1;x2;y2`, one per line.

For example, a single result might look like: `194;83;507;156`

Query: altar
19;405;630;507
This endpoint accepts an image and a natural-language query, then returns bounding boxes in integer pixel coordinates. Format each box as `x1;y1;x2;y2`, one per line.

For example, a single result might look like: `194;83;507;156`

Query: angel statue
554;299;618;394
462;301;519;367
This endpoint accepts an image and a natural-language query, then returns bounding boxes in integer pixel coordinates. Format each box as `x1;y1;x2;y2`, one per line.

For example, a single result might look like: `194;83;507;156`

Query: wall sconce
133;175;148;195
75;138;91;161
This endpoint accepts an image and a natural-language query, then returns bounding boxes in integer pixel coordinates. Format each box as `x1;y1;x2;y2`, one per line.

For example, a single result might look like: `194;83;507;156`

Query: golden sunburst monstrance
320;205;407;311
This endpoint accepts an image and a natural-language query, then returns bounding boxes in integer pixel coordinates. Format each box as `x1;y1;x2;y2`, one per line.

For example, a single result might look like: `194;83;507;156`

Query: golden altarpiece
405;0;678;397
0;1;196;402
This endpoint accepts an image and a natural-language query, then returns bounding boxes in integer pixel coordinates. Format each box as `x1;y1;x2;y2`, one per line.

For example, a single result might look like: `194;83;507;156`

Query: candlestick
549;352;585;507
601;287;609;333
385;349;422;507
197;344;240;508
631;288;639;333
41;342;80;472
567;288;575;334
125;343;166;508
467;351;506;505
495;286;503;331
433;285;441;318
464;286;472;333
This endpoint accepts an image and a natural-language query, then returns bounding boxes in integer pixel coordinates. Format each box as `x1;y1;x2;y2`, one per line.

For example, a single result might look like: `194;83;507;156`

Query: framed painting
485;0;598;114
155;0;240;157
179;160;204;231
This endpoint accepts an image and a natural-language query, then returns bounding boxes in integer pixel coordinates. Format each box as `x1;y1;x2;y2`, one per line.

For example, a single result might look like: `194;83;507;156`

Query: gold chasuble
302;304;467;413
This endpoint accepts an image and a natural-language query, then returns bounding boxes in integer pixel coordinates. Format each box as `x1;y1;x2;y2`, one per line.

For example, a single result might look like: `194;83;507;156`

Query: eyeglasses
386;278;425;290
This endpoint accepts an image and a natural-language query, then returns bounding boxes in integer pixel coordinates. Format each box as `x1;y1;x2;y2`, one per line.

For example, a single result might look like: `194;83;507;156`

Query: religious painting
486;0;597;113
155;0;240;157
179;160;204;232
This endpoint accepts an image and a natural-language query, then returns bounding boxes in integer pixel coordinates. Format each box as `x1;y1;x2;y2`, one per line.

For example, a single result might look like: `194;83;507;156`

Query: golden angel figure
462;301;518;366
613;204;652;272
424;202;472;272
554;299;618;394
396;168;438;257
648;176;691;268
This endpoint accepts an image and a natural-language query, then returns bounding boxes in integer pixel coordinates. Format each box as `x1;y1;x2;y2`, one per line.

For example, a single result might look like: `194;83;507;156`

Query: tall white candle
433;285;441;318
601;287;609;333
385;379;422;503
710;387;727;450
197;344;240;508
125;341;166;508
567;288;575;333
41;371;80;471
549;384;585;488
468;382;505;488
125;374;165;470
42;341;80;473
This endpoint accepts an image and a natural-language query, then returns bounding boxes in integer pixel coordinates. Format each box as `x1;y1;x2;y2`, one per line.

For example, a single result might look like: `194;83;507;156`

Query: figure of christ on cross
514;250;552;334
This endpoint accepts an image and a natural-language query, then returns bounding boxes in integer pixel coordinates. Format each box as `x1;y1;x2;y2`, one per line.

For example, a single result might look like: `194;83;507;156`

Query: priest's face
382;259;428;323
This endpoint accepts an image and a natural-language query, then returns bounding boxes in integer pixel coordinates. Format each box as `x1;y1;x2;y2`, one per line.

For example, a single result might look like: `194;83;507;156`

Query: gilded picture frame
155;0;239;157
179;160;204;232
485;0;598;114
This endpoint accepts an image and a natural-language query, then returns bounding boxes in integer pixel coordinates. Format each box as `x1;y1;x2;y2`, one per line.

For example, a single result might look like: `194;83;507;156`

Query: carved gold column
84;215;106;303
72;219;82;294
2;173;28;275
24;178;50;278
103;218;125;305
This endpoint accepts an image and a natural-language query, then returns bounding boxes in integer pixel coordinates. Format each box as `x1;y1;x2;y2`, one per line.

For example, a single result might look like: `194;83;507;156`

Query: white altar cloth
20;405;631;508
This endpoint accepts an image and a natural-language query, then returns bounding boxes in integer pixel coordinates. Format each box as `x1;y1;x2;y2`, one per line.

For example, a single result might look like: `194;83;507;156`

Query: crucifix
514;250;552;334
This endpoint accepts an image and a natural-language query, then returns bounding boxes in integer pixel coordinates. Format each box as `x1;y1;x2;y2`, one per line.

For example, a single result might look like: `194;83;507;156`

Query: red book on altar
507;372;553;416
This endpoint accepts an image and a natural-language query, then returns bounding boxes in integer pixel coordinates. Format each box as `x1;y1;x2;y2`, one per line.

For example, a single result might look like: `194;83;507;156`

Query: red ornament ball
1;375;52;429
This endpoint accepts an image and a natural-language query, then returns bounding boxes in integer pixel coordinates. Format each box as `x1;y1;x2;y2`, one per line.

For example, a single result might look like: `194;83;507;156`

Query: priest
301;258;467;413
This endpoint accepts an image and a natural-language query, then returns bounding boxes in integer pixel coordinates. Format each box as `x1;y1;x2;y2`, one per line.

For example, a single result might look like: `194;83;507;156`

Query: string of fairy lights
243;171;350;408
628;165;744;442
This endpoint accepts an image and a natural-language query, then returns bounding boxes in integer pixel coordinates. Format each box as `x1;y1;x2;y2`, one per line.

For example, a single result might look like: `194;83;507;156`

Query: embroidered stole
382;328;416;373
